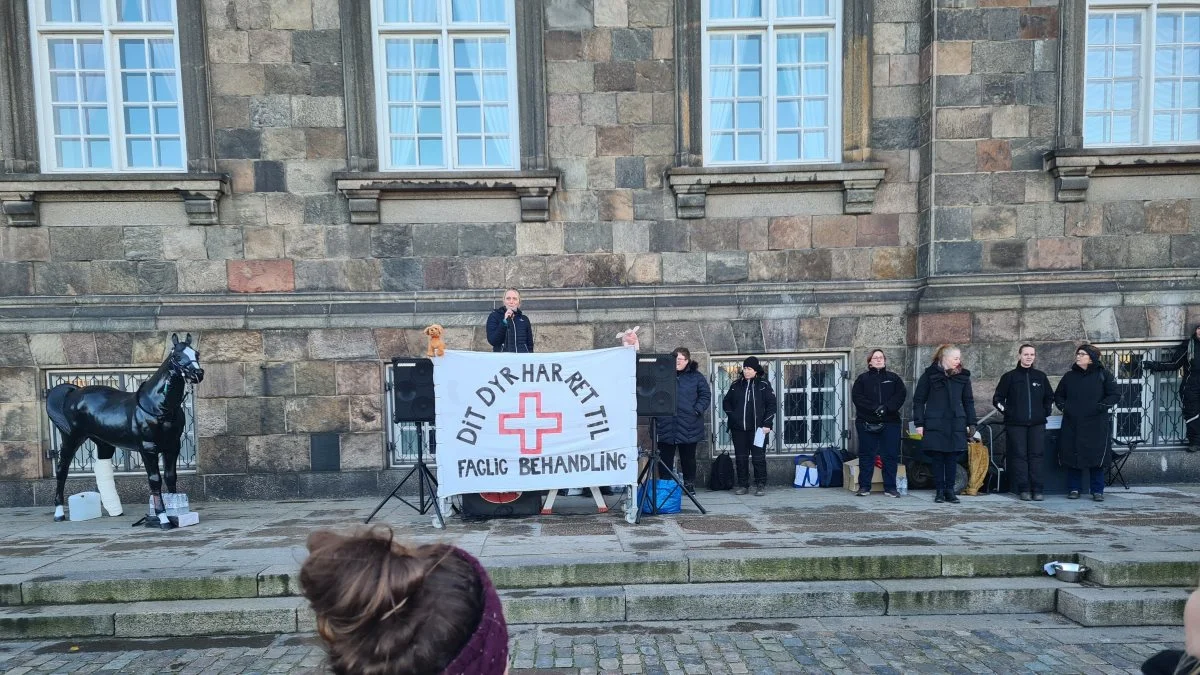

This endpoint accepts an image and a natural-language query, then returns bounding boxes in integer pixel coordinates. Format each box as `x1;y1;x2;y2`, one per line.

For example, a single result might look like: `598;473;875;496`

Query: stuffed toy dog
616;326;640;350
425;324;446;357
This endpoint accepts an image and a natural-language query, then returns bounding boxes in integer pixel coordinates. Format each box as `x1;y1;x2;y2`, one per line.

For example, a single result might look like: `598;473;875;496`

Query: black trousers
930;451;960;493
1182;380;1200;445
656;442;697;485
730;430;767;487
1005;424;1045;493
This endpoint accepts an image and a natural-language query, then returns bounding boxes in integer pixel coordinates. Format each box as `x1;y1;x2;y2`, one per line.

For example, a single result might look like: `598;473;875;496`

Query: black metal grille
45;369;198;474
1097;343;1188;448
710;355;849;456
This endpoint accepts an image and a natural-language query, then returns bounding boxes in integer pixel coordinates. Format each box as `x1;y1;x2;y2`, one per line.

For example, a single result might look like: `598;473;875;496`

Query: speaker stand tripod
635;422;707;523
365;421;445;528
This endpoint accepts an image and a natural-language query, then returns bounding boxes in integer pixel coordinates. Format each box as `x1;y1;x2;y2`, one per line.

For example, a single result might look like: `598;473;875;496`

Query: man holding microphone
487;288;534;353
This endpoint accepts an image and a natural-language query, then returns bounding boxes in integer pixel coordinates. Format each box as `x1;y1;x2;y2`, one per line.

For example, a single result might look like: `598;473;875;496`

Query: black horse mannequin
46;333;204;527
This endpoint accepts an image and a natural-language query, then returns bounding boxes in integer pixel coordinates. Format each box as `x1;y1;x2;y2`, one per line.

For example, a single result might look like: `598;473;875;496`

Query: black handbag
863;422;886;433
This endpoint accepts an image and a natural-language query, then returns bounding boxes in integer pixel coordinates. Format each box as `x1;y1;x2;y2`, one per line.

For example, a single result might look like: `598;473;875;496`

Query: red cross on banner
497;391;564;455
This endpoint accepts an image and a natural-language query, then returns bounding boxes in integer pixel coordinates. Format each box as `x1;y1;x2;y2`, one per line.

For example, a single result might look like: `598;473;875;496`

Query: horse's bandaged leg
93;460;123;517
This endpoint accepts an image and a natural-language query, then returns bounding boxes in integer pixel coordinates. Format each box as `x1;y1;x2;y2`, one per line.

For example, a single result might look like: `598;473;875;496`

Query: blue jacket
655;361;710;444
486;307;534;353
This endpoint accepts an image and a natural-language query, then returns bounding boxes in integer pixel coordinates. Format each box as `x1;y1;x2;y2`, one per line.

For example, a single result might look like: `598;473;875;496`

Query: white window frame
371;0;521;171
700;0;843;166
1096;342;1189;448
1085;0;1200;147
28;0;187;173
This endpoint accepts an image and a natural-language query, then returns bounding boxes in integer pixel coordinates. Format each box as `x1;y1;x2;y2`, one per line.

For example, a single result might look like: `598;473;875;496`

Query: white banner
434;347;638;497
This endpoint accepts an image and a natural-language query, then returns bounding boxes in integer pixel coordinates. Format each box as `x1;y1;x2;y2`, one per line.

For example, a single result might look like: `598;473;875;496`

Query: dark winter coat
992;365;1054;426
1143;326;1200;391
655;361;711;444
486;307;534;353
722;376;777;432
851;367;906;423
912;364;977;454
1054;363;1119;469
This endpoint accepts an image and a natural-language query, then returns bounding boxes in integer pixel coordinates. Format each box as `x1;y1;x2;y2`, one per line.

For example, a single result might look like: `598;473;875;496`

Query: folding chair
1105;437;1139;490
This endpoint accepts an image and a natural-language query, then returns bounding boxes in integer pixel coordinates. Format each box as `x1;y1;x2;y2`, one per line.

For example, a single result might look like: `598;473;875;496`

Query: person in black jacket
912;344;977;504
654;347;711;494
1142;324;1200;453
722;356;776;496
486;288;534;353
1055;344;1120;501
851;349;907;497
993;344;1055;501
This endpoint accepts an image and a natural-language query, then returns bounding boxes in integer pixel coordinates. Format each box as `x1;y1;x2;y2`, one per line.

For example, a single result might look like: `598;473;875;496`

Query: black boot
934;491;945;503
1188;444;1199;453
946;491;961;504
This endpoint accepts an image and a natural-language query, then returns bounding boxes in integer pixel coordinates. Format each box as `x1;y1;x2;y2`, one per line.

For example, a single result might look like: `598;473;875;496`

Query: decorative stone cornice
1044;147;1200;202
0;173;229;226
665;162;888;218
334;170;560;224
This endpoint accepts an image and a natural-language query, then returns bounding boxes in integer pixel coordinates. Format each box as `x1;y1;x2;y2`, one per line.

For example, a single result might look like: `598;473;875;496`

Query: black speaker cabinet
392;358;435;423
636;354;677;416
459;491;544;520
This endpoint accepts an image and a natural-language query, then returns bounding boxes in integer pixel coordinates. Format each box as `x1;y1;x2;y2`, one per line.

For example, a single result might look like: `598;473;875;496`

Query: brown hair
672;347;691;361
865;349;886;366
299;527;483;675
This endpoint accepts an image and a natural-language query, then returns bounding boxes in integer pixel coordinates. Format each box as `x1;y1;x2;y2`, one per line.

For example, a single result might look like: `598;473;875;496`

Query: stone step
1057;586;1191;626
0;581;1184;638
1079;551;1200;587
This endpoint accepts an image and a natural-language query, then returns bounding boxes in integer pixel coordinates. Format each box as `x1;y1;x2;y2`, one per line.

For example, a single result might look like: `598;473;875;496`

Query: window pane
737;132;761;160
711;37;734;66
736;0;762;19
803;98;827;125
417;73;440;101
1113;49;1137;77
386;41;411;68
1115;15;1140;44
737;35;761;65
1185;47;1200;76
781;68;802;98
802;130;827;159
482;40;506;68
737;69;760;96
712;132;734;161
391;138;416;165
1086;82;1109;110
118;0;143;22
1112;113;1135;143
454;40;479;68
81;74;105;102
156;138;181;166
710;101;734;129
46;0;73;22
120;41;147;69
777;132;799;160
383;0;409;23
57;139;83;168
414;40;439;68
458;137;483;165
482;73;506;101
777;100;799;127
390;106;415;133
154;107;178;134
85;107;108;134
1155;81;1177;108
803;66;827;94
1184;81;1200;108
1157;48;1180;76
52;74;77;102
454;106;479;133
1154;113;1174;141
149;0;172;21
1113;81;1135;109
710;0;734;20
483;104;508;133
126;138;153;166
87;139;110;167
55;107;80;134
80;41;104;69
484;137;509;165
803;0;827;16
1158;14;1180;44
152;74;176;101
1182;113;1199;141
455;73;480;100
1084;113;1108;143
777;34;799;63
388;74;413;101
712;69;734;97
124;106;151;134
412;0;436;21
482;0;505;21
452;0;477;22
122;73;149;102
49;40;75;69
418;138;443;165
417;106;441;133
777;0;799;17
804;34;828;62
1086;50;1110;78
737;101;761;128
1088;15;1112;45
150;40;175;68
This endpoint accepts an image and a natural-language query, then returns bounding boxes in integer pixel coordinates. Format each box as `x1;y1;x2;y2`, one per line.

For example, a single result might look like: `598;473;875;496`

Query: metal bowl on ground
1051;562;1088;583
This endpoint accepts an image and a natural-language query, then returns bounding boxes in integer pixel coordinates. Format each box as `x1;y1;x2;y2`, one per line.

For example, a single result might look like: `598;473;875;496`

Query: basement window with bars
45;368;197;474
710;353;848;456
384;364;433;467
1096;342;1190;448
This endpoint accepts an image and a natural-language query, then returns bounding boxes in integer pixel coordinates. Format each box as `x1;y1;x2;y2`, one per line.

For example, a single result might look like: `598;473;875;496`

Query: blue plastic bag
638;480;682;514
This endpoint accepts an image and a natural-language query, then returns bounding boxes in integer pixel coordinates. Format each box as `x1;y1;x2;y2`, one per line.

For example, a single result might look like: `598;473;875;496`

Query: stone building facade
0;0;1198;505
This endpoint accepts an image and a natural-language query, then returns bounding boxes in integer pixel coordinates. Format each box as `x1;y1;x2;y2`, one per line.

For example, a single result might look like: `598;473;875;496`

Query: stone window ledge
1044;147;1200;202
666;163;888;218
0;173;230;226
334;170;560;223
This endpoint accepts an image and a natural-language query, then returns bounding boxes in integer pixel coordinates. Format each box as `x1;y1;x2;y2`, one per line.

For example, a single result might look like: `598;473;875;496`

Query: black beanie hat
743;356;761;372
1078;344;1101;365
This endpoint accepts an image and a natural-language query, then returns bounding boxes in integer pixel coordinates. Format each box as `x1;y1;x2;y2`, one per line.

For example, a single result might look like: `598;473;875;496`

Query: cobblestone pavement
0;617;1182;674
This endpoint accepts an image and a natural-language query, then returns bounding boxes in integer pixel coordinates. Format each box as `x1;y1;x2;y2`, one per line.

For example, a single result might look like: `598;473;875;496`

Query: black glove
1140;358;1152;370
873;406;886;418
